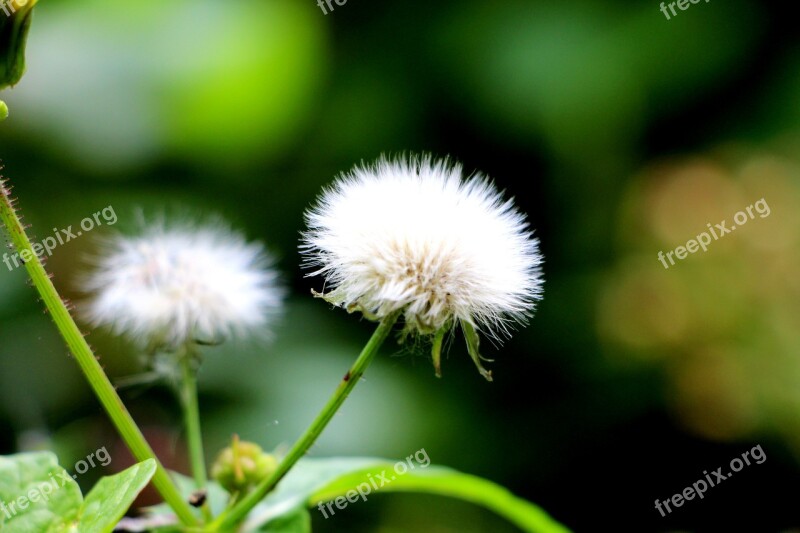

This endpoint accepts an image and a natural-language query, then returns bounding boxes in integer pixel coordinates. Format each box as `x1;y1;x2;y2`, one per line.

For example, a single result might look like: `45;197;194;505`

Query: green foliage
306;460;570;533
0;452;82;533
5;0;325;170
78;460;157;532
257;507;311;532
149;458;569;533
0;452;155;533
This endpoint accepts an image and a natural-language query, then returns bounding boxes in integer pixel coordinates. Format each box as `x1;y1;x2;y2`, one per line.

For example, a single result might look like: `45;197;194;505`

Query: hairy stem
210;311;401;531
0;171;199;527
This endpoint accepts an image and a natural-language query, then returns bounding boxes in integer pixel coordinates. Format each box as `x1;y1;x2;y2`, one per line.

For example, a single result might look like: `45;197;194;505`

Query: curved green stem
180;350;212;522
209;311;401;531
0;172;199;527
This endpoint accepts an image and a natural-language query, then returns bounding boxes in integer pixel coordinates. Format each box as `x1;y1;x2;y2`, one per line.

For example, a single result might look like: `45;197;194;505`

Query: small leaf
78;459;156;533
0;452;82;532
462;321;493;381
431;326;446;378
0;453;156;533
0;0;38;89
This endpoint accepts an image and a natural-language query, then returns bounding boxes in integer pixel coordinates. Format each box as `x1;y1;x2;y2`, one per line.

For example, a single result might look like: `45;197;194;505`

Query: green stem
0;173;199;527
209;311;401;531
431;326;446;378
180;350;212;522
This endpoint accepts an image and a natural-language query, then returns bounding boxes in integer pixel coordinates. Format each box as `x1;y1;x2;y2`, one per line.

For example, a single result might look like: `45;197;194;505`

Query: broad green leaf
242;458;568;533
0;0;37;89
0;452;156;533
0;452;82;532
78;459;156;532
237;458;382;530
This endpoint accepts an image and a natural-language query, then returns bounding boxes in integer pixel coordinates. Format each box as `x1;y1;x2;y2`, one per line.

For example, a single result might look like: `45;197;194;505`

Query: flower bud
211;436;277;494
1;0;38;89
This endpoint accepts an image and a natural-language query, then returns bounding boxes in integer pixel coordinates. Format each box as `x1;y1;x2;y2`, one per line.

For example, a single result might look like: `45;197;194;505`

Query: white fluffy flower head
302;155;543;380
83;220;283;350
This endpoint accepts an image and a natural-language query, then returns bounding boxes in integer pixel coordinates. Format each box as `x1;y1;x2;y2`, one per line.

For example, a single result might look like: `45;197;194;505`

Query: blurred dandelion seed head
82;221;283;350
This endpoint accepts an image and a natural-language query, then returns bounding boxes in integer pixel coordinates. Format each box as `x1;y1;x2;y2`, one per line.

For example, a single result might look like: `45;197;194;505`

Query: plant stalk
209;311;401;531
0;173;199;527
180;349;212;522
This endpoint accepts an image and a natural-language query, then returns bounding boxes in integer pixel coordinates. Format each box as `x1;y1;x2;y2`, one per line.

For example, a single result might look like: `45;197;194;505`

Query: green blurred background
2;0;800;530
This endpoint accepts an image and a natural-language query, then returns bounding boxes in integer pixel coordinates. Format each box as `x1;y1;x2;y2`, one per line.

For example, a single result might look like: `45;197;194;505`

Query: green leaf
236;458;382;530
150;459;567;532
78;459;157;532
0;0;38;89
0;452;82;533
308;462;570;533
257;506;311;532
0;452;156;533
234;458;569;533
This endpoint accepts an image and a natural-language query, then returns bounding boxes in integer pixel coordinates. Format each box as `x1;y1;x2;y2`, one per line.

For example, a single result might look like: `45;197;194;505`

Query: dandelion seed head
82;221;283;350
302;155;544;347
